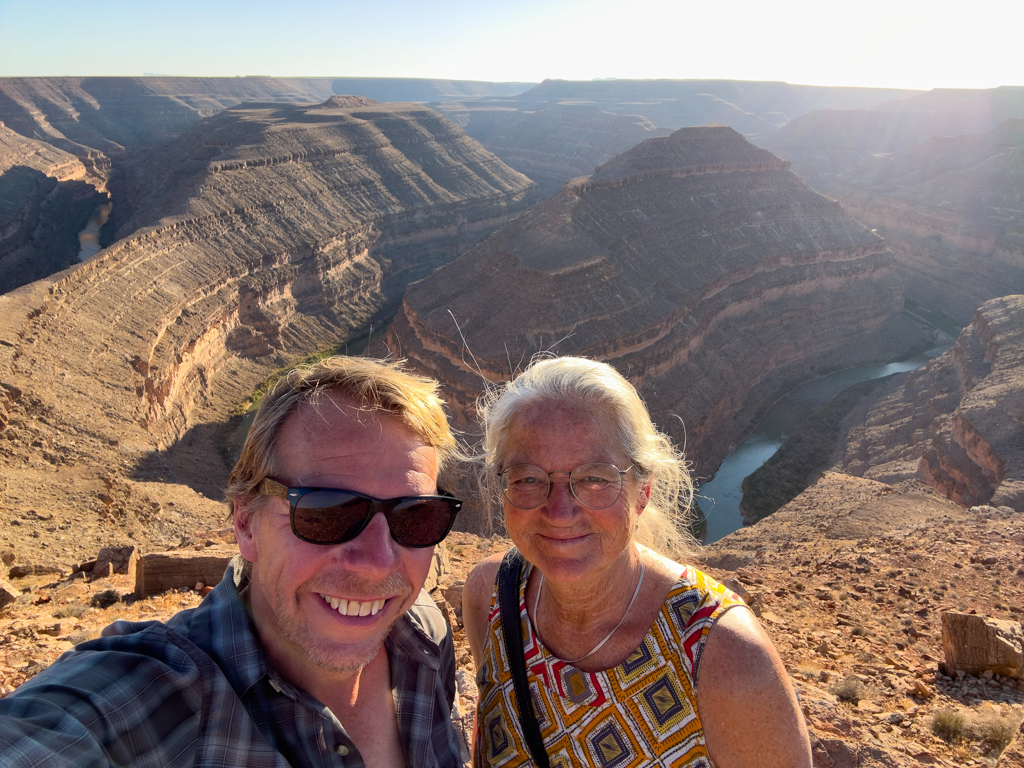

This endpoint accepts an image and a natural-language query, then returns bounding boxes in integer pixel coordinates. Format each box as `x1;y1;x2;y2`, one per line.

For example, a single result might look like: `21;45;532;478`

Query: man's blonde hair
227;356;458;519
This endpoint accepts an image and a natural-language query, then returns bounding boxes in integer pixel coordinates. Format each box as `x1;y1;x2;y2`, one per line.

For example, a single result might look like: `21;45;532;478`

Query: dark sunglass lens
293;492;369;543
387;499;458;547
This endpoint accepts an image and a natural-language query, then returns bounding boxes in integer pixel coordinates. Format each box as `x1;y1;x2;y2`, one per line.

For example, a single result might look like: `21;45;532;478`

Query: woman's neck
530;545;642;634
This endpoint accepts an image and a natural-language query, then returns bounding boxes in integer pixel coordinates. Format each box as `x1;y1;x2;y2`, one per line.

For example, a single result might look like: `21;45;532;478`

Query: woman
464;357;811;767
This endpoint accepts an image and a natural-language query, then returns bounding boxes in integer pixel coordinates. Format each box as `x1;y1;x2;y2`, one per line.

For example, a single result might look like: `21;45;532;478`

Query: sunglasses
257;478;462;548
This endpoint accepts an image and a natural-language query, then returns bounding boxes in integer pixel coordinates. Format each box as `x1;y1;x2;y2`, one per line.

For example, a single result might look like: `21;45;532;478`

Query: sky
1;0;1022;91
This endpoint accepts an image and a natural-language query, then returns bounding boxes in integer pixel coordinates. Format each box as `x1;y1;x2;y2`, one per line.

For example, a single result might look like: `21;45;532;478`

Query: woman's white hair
477;355;697;561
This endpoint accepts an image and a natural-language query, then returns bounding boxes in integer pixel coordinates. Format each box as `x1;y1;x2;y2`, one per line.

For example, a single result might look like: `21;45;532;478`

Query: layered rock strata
434;103;670;197
507;79;921;133
429;80;921;193
0;77;344;162
0;100;533;563
0;123;108;291
0;77;535;159
388;126;917;520
757;93;1024;327
837;295;1024;511
828;120;1024;325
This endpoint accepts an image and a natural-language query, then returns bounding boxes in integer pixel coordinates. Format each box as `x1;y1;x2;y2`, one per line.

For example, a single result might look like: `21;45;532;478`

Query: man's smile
318;593;389;617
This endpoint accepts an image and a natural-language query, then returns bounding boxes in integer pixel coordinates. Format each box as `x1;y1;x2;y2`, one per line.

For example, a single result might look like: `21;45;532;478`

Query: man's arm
0;633;203;768
695;606;812;768
0;692;114;768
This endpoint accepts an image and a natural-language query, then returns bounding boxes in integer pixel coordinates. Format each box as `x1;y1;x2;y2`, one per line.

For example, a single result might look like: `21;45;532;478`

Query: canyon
0;75;1022;764
836;294;1024;512
0;123;108;291
0;97;534;565
430;79;925;195
757;89;1024;327
387;125;930;528
0;77;532;158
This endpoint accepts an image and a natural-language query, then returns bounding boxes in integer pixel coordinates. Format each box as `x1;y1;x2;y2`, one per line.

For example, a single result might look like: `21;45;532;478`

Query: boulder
424;543;450;593
134;549;235;599
941;611;1024;680
443;580;465;624
8;562;65;579
0;577;19;609
92;545;139;581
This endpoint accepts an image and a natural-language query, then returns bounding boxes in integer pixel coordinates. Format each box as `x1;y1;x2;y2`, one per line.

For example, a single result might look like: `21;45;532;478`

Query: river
77;202;113;261
698;340;954;544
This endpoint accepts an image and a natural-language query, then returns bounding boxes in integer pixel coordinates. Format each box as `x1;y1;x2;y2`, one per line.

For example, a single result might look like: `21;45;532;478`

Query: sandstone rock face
388;126;916;519
839;295;1024;510
0;124;108;291
433;103;670;197
0;101;533;565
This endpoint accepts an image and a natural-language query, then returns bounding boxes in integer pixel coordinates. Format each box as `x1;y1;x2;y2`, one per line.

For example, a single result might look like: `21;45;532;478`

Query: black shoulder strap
497;548;550;768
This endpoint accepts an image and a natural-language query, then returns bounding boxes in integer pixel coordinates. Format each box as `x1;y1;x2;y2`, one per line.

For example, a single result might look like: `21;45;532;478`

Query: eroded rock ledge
838;294;1024;511
388;126;918;521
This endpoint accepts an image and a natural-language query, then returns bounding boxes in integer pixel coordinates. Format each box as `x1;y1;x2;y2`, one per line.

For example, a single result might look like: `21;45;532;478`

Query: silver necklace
532;560;646;665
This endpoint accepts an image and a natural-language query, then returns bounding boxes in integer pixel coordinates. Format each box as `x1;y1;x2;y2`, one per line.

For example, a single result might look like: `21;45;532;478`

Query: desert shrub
91;589;121;609
831;676;867;704
53;603;88;619
851;625;868;637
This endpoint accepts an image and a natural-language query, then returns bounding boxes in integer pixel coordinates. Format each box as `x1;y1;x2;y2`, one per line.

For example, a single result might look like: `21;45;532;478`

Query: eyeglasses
499;463;632;510
257;478;462;548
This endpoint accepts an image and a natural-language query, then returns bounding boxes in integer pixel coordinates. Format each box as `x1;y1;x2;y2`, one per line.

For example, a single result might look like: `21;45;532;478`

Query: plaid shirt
0;558;462;767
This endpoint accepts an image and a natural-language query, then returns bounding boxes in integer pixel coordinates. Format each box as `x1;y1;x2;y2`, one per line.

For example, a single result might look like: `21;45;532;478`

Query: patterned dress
474;560;745;767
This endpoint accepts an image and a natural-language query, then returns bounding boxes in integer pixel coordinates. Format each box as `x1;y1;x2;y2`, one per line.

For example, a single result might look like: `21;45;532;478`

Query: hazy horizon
1;0;1021;91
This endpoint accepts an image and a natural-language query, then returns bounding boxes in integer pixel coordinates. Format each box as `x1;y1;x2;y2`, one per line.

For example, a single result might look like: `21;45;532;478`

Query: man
0;357;465;767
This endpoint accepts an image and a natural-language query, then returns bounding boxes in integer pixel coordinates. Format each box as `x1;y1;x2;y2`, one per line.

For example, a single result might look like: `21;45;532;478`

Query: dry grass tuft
831;676;867;704
931;708;968;743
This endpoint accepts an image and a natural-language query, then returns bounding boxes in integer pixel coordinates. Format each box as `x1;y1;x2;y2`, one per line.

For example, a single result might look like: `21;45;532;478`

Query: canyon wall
0;77;342;158
510;79;922;133
387;126;923;528
756;92;1024;328
837;294;1024;512
425;79;923;194
0;77;535;157
0;100;534;564
830;120;1024;325
433;104;670;197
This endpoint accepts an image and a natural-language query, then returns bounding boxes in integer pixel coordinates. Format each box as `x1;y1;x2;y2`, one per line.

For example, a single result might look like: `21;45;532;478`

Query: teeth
320;594;387;617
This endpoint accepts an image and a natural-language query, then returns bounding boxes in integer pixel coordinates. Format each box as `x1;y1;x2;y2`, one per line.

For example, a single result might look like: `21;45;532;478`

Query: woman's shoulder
462;550;512;668
464;551;506;601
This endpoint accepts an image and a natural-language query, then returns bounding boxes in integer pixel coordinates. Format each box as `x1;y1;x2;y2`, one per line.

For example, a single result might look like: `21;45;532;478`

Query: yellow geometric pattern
474;561;744;767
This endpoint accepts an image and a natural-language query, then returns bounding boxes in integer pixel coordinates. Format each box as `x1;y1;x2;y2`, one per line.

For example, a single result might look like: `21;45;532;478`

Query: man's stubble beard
275;570;414;676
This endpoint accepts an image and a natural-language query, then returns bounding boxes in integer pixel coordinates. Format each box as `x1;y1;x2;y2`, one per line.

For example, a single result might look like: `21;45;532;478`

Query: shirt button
334;744;349;756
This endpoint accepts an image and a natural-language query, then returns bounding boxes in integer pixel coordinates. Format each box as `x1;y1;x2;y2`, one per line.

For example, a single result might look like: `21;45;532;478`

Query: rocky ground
2;475;1023;766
